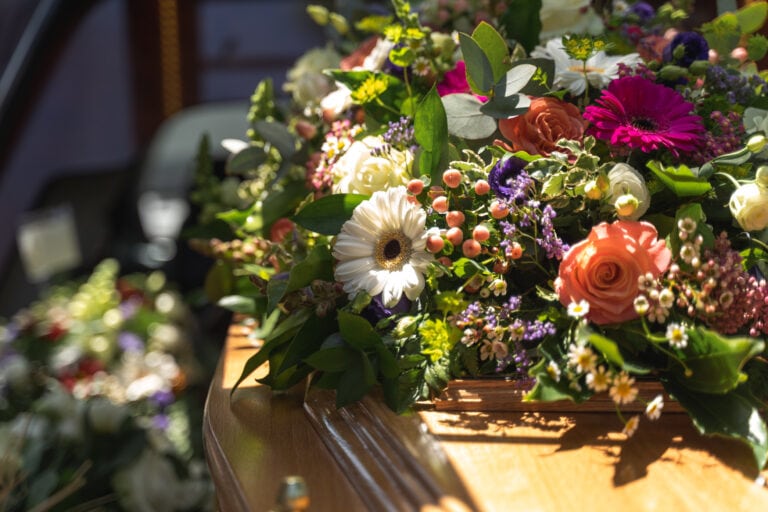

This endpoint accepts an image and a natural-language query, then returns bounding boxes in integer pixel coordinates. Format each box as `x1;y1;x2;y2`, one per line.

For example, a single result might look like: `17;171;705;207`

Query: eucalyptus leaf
735;1;767;34
415;87;449;183
442;93;497;139
471;22;511;83
253;120;298;159
459;33;495;95
227;146;267;175
495;63;537;97
479;94;530;119
292;193;369;234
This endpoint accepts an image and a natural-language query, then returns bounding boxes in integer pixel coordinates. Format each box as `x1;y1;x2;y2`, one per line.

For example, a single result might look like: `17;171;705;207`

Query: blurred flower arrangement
0;260;213;511
190;0;768;470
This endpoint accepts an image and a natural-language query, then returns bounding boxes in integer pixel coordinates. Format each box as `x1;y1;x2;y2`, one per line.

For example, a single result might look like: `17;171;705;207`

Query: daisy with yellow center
666;322;688;349
609;371;638;405
333;186;433;307
586;365;611;392
622;415;640;438
645;394;664;421
567;343;597;373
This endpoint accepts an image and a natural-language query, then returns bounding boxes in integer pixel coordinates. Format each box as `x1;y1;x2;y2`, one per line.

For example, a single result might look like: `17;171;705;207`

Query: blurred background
0;0;334;317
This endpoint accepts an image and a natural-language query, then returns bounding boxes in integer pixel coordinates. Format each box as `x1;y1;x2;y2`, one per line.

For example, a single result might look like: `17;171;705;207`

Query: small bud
306;5;330;25
584;180;603;200
747;134;766;154
615;194;639;218
757;166;768;187
658;64;687;81
687;59;710;76
329;13;349;35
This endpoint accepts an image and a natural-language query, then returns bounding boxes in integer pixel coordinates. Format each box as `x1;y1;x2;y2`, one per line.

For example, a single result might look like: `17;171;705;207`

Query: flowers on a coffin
190;0;768;470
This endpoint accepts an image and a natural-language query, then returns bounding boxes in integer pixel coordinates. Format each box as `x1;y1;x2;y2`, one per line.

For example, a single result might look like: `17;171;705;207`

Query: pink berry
446;210;465;228
432;196;449;213
474;179;491;195
508;242;523;260
731;46;748;63
426;235;445;253
462;239;482;258
443;169;462;188
446;227;463;247
407;179;424;195
490;200;509;219
437;256;452;267
472;225;490;242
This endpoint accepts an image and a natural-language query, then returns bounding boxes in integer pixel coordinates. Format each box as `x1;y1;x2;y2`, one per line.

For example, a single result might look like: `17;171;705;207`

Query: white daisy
609;371;638;405
666;323;688;349
622;415;640;438
531;38;642;96
333;186;433;307
645;394;664;421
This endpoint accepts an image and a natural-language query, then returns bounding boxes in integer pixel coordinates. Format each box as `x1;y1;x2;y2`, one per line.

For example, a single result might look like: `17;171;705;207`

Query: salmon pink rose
555;220;671;325
498;97;586;156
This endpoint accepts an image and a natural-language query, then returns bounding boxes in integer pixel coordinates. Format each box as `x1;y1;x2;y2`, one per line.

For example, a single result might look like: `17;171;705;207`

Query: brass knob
273;475;310;512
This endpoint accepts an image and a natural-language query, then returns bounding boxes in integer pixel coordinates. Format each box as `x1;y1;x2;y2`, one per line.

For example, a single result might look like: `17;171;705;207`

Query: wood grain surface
205;320;768;511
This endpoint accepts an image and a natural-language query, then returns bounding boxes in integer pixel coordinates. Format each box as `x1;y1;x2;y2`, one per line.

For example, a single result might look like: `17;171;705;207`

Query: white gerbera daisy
333;186;433;307
531;38;642;96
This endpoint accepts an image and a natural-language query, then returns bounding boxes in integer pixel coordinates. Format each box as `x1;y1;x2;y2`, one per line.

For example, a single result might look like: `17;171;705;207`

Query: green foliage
414;87;449;183
646;160;712;197
498;0;543;53
292;193;369;235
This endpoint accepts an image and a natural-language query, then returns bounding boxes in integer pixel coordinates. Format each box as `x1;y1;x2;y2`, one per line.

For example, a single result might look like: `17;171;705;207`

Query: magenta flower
437;61;488;101
583;76;703;157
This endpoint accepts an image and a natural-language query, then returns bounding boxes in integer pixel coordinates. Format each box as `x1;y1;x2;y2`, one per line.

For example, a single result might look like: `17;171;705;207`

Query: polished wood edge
303;389;478;512
203;376;252;512
432;379;686;413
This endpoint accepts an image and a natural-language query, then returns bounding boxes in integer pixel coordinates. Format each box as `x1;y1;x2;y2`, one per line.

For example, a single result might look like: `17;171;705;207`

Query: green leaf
452;257;486;279
674;327;765;395
292;193;368;234
662;378;768;470
583;329;626;368
278;312;338;373
479;94;530;119
442;93;497;139
459;33;495;95
735;1;767;34
229;332;289;395
217;295;257;314
646;160;712;197
747;34;768;62
414;87;449;184
226;145;266;175
541;172;565;197
267;277;289;313
336;351;376;407
251;308;282;339
389;46;415;67
494;63;537;97
338;310;381;351
702;13;741;58
698;146;751;178
516;58;555;96
498;0;543;53
285;244;334;294
305;345;356;372
204;260;235;303
253;120;298;159
471;22;510;84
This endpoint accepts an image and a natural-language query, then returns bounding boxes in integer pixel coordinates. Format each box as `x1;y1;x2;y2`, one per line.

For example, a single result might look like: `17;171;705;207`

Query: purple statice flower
584;75;704;157
373;117;416;155
118;331;144;352
694;110;745;164
663;32;709;67
705;65;766;105
489;157;532;201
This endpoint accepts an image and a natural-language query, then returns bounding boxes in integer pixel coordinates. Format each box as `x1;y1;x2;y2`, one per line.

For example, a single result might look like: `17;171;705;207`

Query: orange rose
498;97;586;156
555;221;672;325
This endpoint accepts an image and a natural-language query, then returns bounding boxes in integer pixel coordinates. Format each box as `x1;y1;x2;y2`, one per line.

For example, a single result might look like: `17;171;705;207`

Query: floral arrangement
0;260;213;511
190;0;768;470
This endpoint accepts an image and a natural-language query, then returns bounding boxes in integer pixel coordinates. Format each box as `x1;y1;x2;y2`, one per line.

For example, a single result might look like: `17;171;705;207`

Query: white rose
540;0;604;40
607;163;650;220
729;182;768;231
333;136;413;195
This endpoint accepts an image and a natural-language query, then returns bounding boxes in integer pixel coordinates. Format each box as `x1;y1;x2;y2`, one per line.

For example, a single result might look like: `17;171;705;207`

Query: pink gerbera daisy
583;75;704;157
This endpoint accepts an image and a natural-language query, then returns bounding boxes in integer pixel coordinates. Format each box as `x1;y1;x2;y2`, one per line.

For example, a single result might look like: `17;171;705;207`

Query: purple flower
663;32;709;68
488;156;529;200
583;76;704;157
150;389;175;408
118;332;144;352
361;294;411;326
628;2;655;23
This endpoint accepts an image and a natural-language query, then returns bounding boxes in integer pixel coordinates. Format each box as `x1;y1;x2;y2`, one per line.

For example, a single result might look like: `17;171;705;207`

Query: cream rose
607;163;650;220
729;182;768;232
332;136;413;195
555;220;672;325
540;0;604;40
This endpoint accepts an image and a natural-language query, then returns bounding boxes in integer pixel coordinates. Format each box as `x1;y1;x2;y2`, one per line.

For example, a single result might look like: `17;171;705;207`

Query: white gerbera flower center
375;231;412;270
